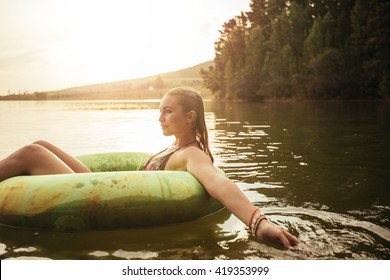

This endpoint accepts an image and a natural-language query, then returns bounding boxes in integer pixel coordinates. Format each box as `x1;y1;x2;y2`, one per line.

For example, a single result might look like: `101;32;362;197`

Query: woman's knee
19;143;50;160
1;144;49;173
32;140;51;148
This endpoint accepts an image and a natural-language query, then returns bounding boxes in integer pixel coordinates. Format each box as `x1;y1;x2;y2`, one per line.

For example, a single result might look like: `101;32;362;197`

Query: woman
0;87;301;249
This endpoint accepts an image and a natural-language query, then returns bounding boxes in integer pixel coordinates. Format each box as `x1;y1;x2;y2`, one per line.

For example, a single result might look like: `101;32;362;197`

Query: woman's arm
185;149;301;249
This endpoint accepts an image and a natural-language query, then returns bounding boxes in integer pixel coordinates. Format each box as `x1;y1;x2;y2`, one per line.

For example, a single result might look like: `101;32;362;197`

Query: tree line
200;0;389;100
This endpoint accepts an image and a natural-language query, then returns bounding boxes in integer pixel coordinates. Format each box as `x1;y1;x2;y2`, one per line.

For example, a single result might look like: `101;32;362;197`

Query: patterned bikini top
143;141;197;171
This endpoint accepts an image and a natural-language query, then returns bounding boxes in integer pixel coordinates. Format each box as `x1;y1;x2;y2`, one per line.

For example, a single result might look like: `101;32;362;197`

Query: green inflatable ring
0;152;224;231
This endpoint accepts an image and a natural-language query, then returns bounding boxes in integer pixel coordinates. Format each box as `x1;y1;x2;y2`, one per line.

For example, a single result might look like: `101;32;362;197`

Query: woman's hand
256;219;302;249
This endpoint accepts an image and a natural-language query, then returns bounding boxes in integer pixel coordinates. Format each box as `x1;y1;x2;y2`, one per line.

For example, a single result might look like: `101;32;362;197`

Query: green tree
201;0;389;100
361;1;390;98
206;13;248;100
242;25;267;99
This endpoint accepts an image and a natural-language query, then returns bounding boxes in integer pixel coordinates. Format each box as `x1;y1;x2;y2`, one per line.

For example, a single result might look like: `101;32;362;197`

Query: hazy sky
0;0;251;94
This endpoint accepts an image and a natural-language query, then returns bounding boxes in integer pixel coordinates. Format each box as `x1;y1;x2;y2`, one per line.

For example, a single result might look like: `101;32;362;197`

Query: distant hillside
36;61;214;100
160;61;213;79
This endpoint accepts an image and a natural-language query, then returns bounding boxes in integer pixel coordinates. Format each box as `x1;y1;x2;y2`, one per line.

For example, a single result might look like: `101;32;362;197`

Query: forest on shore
200;0;389;101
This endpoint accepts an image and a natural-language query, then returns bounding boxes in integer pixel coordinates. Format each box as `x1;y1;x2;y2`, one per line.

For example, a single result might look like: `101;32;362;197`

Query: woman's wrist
248;207;269;237
254;216;270;238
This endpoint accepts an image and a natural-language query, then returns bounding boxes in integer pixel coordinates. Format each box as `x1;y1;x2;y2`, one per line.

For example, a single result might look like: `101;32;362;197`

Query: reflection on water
0;100;172;157
0;100;389;259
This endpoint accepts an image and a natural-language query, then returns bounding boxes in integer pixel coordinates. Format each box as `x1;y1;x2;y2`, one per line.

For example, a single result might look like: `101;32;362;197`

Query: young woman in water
0;87;301;249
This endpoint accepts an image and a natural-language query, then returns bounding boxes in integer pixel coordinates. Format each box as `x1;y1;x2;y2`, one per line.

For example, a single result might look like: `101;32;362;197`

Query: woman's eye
160;108;173;114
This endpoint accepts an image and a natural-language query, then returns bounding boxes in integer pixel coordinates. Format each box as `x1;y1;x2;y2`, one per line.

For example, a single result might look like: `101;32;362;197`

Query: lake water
0;100;389;260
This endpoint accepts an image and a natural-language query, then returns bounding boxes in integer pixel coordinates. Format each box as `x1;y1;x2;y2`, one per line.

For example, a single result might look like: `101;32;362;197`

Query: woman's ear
186;110;197;127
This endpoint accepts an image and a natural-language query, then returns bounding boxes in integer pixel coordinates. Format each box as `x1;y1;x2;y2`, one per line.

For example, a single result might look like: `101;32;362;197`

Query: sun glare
1;0;251;93
43;0;206;86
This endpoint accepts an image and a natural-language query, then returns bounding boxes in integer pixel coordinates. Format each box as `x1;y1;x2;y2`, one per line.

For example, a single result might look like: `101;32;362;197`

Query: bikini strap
144;141;198;170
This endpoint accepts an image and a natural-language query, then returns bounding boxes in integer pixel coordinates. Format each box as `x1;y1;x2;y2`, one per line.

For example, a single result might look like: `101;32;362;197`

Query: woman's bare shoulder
182;146;211;161
167;146;210;170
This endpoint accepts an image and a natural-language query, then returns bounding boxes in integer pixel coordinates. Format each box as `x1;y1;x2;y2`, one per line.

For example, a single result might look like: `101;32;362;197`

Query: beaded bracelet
248;207;260;231
248;207;269;236
251;215;268;236
249;208;261;232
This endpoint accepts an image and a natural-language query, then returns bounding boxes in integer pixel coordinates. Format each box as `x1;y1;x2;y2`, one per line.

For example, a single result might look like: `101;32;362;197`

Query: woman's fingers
257;221;305;250
278;231;293;249
284;230;301;246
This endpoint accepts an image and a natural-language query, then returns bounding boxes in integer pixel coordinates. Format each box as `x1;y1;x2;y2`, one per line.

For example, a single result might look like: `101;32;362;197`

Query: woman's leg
32;140;91;173
0;141;90;182
0;143;74;181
